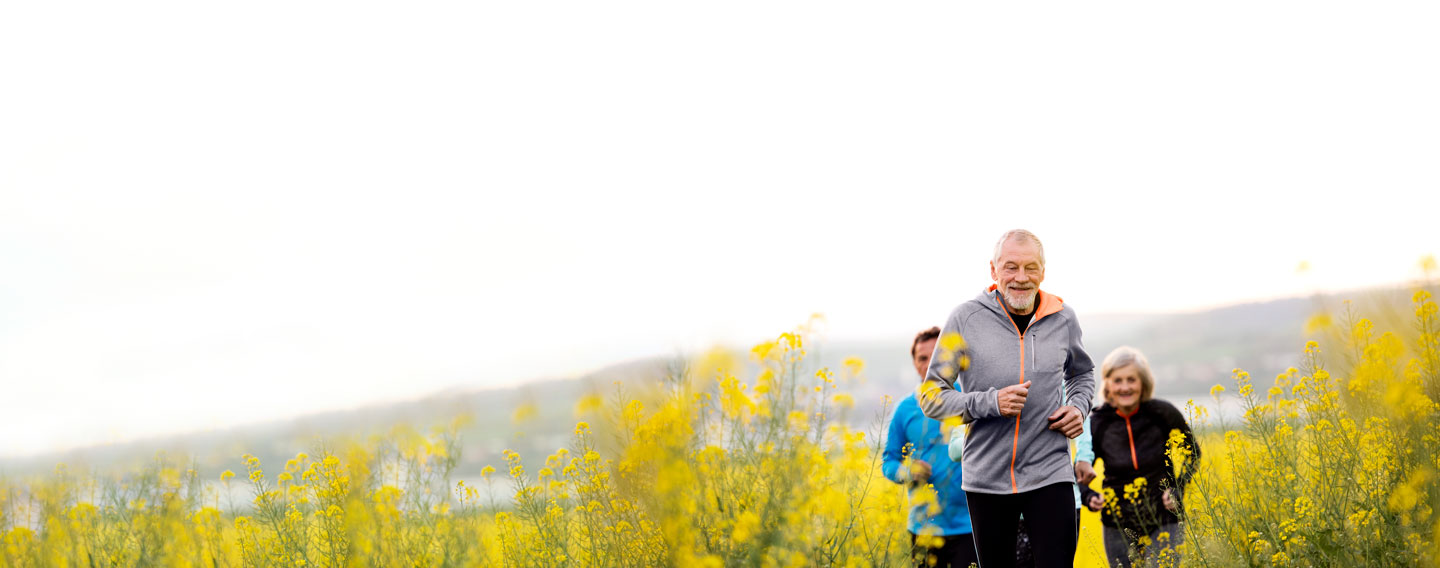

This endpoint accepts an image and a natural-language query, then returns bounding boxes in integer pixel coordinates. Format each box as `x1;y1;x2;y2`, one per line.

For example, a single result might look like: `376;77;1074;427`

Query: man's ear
989;260;998;282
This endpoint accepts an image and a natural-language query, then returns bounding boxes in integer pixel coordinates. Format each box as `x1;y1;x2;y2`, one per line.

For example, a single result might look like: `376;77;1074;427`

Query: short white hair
1100;346;1155;404
992;229;1045;267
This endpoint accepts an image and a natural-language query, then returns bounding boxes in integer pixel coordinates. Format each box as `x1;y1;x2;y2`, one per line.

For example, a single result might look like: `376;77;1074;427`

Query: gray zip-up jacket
918;286;1095;494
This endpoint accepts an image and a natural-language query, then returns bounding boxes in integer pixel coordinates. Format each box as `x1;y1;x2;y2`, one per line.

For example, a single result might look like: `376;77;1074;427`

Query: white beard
1004;288;1037;312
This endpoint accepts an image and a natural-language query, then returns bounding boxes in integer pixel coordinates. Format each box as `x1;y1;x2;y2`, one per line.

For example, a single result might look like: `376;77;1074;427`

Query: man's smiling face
990;237;1045;315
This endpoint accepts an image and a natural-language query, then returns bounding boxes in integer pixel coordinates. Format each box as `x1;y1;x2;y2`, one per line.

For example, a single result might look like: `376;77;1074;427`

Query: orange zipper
995;292;1051;494
1119;408;1139;469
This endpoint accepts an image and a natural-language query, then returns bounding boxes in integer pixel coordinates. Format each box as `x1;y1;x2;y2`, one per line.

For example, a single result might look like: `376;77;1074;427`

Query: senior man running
917;229;1094;568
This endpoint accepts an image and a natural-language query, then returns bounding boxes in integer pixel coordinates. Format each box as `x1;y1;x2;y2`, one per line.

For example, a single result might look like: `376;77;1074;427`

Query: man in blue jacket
884;326;978;568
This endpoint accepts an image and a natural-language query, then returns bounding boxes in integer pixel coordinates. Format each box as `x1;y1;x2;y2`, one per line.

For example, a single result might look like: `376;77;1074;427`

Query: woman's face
1106;364;1144;411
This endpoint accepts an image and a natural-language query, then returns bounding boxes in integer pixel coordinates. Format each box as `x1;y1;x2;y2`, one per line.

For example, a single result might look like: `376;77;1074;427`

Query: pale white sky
2;1;1436;457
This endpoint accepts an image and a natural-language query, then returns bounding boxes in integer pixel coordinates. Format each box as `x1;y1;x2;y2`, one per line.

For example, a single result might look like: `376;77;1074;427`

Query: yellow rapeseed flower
732;511;760;542
940;331;965;352
512;403;538;424
574;394;604;416
1304;313;1333;335
750;340;777;362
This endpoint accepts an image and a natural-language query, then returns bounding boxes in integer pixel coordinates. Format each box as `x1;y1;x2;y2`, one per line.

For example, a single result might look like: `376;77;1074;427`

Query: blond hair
1100;346;1155;405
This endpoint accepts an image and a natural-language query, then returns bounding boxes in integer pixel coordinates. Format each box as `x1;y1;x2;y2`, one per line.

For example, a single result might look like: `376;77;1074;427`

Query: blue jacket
883;393;973;536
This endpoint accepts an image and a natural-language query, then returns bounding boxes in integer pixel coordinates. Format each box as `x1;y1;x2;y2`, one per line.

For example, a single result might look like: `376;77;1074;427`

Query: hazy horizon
4;0;1437;458
3;279;1431;461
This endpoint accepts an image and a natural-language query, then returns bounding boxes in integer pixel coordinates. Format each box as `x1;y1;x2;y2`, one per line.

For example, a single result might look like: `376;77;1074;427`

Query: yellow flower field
2;291;1437;567
1174;290;1440;567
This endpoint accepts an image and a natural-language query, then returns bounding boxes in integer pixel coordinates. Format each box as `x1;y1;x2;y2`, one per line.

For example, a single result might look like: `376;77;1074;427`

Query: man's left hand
1047;405;1084;438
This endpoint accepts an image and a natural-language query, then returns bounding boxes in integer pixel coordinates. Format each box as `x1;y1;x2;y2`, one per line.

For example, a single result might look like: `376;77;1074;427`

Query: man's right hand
908;460;932;484
1075;460;1096;485
997;381;1030;417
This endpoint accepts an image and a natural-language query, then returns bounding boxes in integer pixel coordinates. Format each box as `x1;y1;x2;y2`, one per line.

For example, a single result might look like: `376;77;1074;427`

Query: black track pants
910;532;980;568
965;482;1076;568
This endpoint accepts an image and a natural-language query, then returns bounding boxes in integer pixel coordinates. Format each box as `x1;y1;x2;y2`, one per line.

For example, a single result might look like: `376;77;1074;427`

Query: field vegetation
2;286;1437;567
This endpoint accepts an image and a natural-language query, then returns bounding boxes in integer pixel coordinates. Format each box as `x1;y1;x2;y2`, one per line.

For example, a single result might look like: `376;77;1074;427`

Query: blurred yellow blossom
512;403;538;424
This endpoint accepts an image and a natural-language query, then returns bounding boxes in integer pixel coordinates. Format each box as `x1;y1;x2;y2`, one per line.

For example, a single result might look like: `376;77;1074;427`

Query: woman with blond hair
1083;346;1199;567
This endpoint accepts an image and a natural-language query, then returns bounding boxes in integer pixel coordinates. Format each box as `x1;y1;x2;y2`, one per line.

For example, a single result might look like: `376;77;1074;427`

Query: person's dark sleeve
1080;484;1102;510
1161;403;1201;494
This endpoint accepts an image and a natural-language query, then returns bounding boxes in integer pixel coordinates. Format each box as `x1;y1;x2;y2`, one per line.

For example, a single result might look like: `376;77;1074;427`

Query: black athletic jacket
1089;399;1200;529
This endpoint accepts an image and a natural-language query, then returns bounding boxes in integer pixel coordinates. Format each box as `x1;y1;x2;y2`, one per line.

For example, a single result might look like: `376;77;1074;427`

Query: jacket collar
981;285;1065;323
1099;400;1148;417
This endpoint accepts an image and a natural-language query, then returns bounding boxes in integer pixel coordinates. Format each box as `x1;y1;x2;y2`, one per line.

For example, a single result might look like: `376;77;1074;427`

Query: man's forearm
916;378;999;423
1062;371;1094;420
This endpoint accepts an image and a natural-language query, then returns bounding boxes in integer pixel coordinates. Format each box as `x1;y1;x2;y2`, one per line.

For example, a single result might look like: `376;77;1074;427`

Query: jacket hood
981;285;1065;323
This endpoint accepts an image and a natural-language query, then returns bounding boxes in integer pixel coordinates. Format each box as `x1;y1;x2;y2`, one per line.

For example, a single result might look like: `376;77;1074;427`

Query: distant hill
4;283;1431;479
